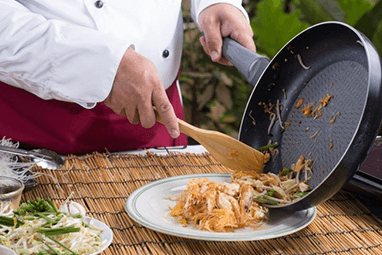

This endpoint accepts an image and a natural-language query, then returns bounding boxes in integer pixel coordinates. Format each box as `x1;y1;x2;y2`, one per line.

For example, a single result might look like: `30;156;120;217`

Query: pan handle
222;37;269;87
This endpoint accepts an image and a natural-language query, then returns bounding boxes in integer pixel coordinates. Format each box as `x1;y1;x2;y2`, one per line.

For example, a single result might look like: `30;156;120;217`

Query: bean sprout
296;54;311;70
276;100;285;131
0;199;107;254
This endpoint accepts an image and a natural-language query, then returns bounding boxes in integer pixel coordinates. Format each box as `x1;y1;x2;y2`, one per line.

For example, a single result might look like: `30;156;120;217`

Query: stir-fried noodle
170;155;313;232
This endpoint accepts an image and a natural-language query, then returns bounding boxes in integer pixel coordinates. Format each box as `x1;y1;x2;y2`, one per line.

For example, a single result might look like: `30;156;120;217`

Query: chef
0;0;256;154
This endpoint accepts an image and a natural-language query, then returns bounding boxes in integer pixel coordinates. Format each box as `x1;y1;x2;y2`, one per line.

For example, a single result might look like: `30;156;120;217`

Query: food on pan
301;94;333;119
0;198;107;255
169;154;312;232
295;98;304;109
259;101;285;134
296;54;311;70
329;111;341;124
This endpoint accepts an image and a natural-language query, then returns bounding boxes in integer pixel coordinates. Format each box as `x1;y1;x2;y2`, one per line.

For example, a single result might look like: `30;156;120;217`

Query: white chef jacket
0;0;249;108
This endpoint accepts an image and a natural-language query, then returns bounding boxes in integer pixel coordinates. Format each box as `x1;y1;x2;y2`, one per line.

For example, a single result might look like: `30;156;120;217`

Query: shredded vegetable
0;198;106;255
0;137;37;183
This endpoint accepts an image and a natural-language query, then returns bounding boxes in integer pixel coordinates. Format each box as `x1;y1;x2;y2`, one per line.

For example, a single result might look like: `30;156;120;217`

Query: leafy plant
295;0;382;57
250;0;310;57
338;0;373;25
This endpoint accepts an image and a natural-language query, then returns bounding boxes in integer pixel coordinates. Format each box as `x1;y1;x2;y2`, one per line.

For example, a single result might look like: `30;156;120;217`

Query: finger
119;108;126;116
131;108;140;124
201;36;232;66
220;19;256;53
125;107;140;124
199;36;209;56
152;88;179;139
230;32;256;53
200;20;223;62
137;99;156;128
104;96;124;116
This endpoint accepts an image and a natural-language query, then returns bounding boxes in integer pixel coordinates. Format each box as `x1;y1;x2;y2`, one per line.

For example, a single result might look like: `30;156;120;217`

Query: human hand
198;3;256;65
104;47;180;138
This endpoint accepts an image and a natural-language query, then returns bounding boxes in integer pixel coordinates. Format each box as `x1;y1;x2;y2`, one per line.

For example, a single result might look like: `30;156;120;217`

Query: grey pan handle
222;37;269;87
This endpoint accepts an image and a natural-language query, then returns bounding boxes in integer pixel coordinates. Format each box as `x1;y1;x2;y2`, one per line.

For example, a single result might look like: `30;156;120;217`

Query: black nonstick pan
222;21;382;211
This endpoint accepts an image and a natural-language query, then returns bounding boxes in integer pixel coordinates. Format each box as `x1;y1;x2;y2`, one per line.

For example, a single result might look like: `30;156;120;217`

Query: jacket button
95;0;104;8
162;49;170;58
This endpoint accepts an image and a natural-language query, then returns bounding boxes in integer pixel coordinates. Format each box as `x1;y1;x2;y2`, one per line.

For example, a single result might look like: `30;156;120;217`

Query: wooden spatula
156;113;264;173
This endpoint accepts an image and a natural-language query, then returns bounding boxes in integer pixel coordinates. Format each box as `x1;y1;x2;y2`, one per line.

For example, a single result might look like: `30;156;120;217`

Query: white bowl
0;245;16;255
0;176;24;211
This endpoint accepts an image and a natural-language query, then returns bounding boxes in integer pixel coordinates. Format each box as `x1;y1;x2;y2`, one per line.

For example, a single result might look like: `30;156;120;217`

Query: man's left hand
198;3;256;65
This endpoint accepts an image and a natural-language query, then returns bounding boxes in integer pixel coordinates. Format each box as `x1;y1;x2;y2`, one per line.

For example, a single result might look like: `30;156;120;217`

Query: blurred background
180;0;381;143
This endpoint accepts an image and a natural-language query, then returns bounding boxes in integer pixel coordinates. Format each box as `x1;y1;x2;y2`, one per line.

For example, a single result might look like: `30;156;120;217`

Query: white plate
126;173;316;241
0;245;16;255
84;217;113;255
3;217;112;255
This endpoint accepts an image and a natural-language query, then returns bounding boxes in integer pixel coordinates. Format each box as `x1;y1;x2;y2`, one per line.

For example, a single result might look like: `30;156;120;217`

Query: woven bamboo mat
22;151;382;255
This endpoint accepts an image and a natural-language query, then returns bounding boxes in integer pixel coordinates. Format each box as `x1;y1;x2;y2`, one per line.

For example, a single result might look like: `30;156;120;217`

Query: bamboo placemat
22;151;382;255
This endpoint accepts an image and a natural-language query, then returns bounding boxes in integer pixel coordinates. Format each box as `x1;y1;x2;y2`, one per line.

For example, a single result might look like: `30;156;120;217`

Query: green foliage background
180;0;382;141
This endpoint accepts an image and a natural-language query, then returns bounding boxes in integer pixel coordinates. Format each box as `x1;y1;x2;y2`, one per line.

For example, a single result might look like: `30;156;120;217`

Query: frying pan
222;21;382;211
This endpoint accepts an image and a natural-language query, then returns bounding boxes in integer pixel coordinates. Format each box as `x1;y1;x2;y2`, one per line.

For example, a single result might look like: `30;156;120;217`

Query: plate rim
125;173;317;241
85;216;113;255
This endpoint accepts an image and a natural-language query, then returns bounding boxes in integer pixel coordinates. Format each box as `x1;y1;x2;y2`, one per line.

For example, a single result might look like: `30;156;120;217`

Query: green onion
0;215;24;227
36;251;51;255
255;196;278;205
15;208;27;216
0;215;15;227
48;199;58;213
37;225;81;236
293;191;309;197
256;142;279;151
15;198;58;216
30;200;39;207
267;189;276;197
23;216;37;221
41;214;63;227
70;213;83;219
280;168;294;176
47;236;79;255
36;213;55;225
37;237;59;255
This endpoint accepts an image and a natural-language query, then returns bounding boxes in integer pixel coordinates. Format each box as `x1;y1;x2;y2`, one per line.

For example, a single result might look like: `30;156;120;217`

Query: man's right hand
103;47;180;139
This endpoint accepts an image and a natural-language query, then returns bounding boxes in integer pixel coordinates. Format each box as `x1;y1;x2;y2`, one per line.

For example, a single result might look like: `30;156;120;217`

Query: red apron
0;80;187;155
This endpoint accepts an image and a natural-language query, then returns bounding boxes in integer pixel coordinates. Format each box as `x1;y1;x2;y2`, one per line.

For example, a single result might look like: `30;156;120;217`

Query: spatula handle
176;119;203;138
155;110;200;139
